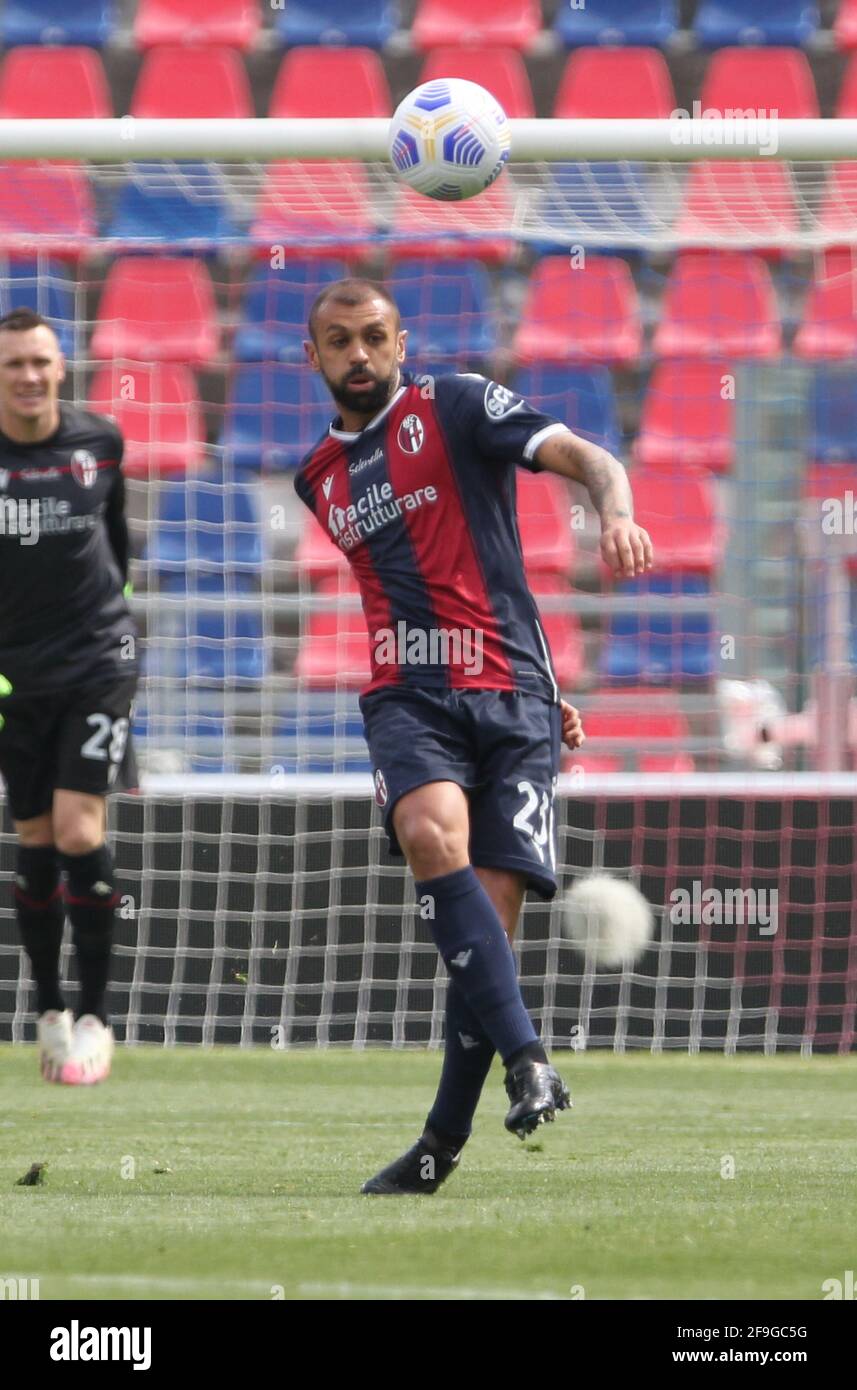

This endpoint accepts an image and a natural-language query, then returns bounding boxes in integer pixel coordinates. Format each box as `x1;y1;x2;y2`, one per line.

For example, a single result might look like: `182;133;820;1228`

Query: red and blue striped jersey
294;371;568;701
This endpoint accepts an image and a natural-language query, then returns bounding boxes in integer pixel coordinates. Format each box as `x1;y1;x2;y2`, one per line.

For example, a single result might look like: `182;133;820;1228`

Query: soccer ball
561;875;655;968
388;78;511;202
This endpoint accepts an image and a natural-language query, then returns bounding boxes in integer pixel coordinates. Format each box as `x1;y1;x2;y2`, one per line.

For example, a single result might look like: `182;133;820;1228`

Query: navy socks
15;846;65;1015
415;866;539;1067
59;845;118;1024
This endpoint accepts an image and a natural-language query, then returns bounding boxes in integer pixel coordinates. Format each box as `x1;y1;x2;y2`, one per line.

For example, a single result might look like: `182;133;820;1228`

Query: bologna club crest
70;450;98;488
398;413;424;454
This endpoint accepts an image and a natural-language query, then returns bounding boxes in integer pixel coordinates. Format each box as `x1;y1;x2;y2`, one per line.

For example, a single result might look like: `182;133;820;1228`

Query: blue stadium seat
513;365;621;454
273;0;399;48
602;574;715;683
537;162;659;248
146;479;265;583
220;364;334;472
234;260;348;363
1;0;114;46
389;260;497;360
0;260;75;357
105;164;243;251
132;704;238;773
693;0;819;47
554;0;677;47
271;696;372;774
808;371;857;465
186;603;267;685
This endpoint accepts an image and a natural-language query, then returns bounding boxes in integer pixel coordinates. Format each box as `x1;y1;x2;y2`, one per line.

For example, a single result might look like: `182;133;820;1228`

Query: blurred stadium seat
630;467;724;572
794;249;857;360
134;0;261;50
88;363;205;478
387;181;516;263
692;0;819;48
653;252;781;359
676;161;799;248
553;0;678;48
807;370;857;465
514;254;642;366
272;0;399;49
835;0;857;49
411;0;542;50
388;259;497;361
220;363;332;471
269;47;391;117
698;46;819;118
835;50;857;114
105;163;243;250
0;259;75;356
91;256;219;364
1;0;115;47
603;573;716;683
251;162;377;260
294;576;371;689
419;46;535;117
563;688;694;772
234;260;349;363
0;164;95;259
530;576;584;687
146;478;265;584
635;359;734;473
513;365;621;454
553;47;676;118
516;471;575;579
130;45;253;117
0;46;111;118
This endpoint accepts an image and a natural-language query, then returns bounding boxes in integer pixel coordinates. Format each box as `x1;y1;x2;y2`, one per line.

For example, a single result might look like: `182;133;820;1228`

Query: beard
327;364;398;418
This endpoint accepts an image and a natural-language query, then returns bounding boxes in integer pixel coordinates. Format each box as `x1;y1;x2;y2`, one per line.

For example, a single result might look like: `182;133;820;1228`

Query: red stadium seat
130;45;253;118
553;47;676;118
699;47;818;119
251;161;377;261
295;514;349;585
0;46;111;118
628;467;724;573
676;161;799;249
388;180;516;264
269;47;391;118
530;576;585;688
419;46;534;118
294;576;371;689
91;257;219;365
0;163;95;258
134;0;261;50
653;253;781;359
819;163;857;240
835;0;857;50
563;689;694;773
517;471;575;578
837;51;857;113
793;249;857;360
88;363;205;478
411;0;542;50
635;359;734;474
514;255;642;367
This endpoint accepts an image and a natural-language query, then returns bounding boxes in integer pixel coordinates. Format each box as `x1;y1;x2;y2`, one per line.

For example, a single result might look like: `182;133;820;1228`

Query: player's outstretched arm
535;429;653;580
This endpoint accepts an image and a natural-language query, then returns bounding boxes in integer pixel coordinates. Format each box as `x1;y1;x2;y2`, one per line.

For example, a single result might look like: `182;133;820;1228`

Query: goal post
1;117;857;1053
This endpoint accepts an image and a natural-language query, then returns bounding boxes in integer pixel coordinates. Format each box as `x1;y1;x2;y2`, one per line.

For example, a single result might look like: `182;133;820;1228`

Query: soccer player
0;308;138;1084
296;280;653;1194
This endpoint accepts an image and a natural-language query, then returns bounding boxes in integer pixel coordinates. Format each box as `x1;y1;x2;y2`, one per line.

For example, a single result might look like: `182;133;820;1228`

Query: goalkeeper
0;309;138;1085
296;280;652;1194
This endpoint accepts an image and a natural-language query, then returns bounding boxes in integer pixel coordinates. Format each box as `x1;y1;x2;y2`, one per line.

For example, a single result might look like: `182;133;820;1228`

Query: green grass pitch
1;1047;855;1301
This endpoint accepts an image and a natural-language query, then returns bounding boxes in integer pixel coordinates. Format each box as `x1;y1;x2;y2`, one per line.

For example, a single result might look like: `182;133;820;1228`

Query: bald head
307;278;400;343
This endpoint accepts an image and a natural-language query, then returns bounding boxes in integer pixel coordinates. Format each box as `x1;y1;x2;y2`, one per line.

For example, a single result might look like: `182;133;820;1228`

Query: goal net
1;116;856;1052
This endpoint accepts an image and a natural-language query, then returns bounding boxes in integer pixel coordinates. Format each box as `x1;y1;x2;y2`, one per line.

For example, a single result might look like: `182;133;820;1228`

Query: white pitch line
297;1281;566;1301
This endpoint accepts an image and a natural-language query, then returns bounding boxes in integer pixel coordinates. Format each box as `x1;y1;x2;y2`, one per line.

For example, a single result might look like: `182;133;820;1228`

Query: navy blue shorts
359;687;561;900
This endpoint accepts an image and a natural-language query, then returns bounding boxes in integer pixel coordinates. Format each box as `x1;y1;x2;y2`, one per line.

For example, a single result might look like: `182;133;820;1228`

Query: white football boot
37;1008;74;1083
59;1014;115;1086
